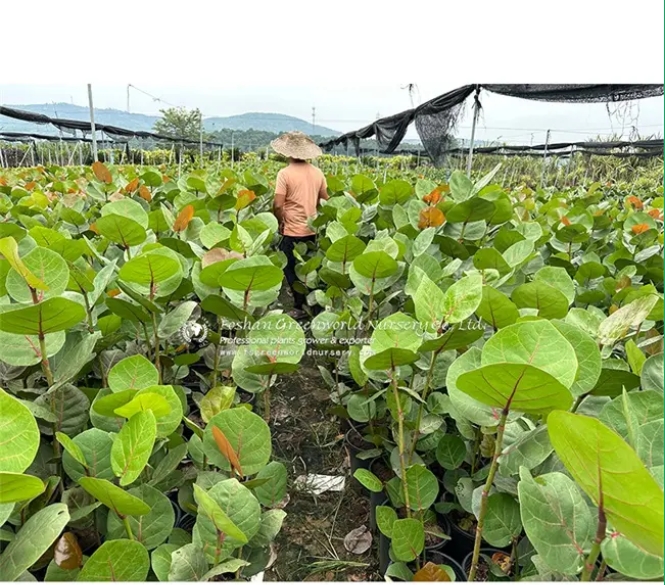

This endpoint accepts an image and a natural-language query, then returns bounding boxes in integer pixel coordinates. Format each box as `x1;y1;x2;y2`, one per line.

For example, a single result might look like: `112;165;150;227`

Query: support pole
87;84;98;162
540;129;551;188
466;87;481;178
231;132;235;169
199;111;204;168
565;145;575;187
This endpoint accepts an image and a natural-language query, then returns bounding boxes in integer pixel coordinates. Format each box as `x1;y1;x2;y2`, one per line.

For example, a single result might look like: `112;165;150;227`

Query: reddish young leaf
627;195;644;209
561;216;571;226
631;223;650;235
648;209;663;221
212;425;243;477
124;178;139;193
138;185;152;202
418;207;445;229
235;189;256;211
107;288;121;298
423;188;442;205
92;161;112;184
173;204;195;232
89;223;99;235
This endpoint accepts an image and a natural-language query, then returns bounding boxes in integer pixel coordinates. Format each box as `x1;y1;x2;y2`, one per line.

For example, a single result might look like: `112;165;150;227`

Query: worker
270;131;329;319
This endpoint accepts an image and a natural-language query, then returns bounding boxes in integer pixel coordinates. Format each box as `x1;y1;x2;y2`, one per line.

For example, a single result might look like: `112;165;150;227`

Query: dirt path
263;288;380;581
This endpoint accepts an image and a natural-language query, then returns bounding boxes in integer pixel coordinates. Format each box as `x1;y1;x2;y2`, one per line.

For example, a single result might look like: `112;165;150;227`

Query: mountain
0;103;340;138
204;113;339;136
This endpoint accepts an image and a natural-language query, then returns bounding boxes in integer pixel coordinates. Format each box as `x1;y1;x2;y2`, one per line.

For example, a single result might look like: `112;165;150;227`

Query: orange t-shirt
274;162;328;237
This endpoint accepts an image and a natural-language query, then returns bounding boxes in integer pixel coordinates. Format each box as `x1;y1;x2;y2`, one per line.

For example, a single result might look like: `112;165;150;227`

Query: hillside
0;103;340;138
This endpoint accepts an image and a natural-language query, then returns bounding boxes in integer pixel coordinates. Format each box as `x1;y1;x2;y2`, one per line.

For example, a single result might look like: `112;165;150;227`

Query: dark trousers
279;234;315;309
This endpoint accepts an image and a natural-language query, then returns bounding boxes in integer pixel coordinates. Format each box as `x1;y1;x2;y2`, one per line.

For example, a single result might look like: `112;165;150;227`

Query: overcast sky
2;83;662;145
2;0;663;146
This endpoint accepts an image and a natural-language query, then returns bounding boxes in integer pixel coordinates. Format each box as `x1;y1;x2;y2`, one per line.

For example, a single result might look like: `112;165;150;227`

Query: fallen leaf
54;532;82;570
343;525;372;555
413;561;451;582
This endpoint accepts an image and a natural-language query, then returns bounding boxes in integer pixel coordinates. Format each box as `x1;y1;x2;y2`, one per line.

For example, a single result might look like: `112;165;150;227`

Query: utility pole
311;107;316;134
466;87;481;178
87;84;98;162
199;110;204;168
541;129;551;188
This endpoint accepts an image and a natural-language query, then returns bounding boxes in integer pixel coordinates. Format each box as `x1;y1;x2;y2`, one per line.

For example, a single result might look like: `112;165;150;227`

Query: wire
127;85;180;108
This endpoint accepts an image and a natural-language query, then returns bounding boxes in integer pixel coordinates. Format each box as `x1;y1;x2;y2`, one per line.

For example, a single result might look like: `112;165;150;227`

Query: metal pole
540;129;551;188
565;145;575;187
466;88;481;177
199;111;204;168
30;143;36;167
87;84;98;162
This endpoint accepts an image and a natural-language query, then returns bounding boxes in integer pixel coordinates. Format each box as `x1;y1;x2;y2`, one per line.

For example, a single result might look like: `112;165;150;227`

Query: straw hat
270;131;322;160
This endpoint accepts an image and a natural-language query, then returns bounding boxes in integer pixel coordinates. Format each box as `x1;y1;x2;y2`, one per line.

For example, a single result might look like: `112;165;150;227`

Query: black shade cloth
0;106;225;147
320;84;664;167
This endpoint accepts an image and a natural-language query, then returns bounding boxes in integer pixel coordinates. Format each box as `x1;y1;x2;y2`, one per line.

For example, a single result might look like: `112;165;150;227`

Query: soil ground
261;287;381;581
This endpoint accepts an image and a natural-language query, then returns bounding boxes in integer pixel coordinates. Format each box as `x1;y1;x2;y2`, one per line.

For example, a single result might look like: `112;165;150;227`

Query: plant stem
595;560;607;582
390;368;411;515
408;350;439;459
263;388;271;423
211;317;222;388
122;516;134;541
581;506;607;581
38;333;54;387
468;408;508;581
151;312;162;383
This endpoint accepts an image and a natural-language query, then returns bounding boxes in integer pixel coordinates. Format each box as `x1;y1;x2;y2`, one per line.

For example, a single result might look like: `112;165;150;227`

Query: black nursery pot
437;511;476;562
344;428;374;475
381;548;466;581
463;548;507;581
170;498;183;527
177;513;197;532
427;550;467;582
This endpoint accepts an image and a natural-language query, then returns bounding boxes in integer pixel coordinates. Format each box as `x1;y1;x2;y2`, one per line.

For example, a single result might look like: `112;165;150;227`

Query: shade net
320;84;664;167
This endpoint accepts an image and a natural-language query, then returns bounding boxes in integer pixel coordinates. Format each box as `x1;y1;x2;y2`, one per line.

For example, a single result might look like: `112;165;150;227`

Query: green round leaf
548;411;664;558
111;410;157;486
5;247;69;303
0;472;45;504
108;355;160;393
511;281;570;319
77;539;150;581
0;388;40;473
457;363;573;414
192;478;261;563
352;251;398;280
96;215;147;247
518;469;592;575
78;477;151;517
253;461;288;507
118;253;181;286
0;504;70;581
62;428;114;482
107;484;175;550
436;435;467;470
203;408;271;476
0;298;86;335
481;320;578;389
